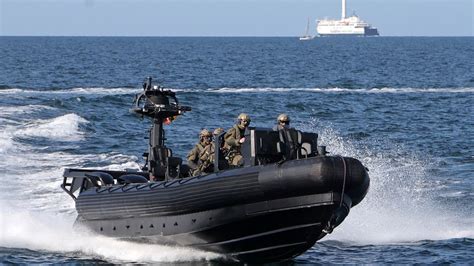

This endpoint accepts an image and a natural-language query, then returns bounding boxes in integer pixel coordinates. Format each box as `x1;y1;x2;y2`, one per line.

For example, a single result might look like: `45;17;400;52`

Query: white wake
300;119;474;244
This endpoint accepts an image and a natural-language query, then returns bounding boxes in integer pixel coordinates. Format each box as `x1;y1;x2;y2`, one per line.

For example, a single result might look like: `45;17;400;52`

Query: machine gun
131;77;191;180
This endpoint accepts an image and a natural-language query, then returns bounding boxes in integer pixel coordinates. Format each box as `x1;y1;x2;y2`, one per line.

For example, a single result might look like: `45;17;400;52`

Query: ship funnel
342;0;346;19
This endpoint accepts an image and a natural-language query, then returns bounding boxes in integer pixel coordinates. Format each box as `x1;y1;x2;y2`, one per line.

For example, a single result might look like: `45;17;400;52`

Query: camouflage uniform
187;142;206;170
224;124;246;166
187;129;212;175
198;142;215;173
200;143;215;162
200;128;222;163
197;127;226;173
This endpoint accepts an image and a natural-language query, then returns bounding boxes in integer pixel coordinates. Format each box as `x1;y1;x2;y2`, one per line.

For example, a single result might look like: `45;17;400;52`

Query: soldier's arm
200;145;215;162
225;128;240;147
187;147;199;169
187;146;198;162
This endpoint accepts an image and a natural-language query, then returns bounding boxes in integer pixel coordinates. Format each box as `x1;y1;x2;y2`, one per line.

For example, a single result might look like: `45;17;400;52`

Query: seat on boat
85;172;115;186
240;128;318;166
277;128;301;160
118;174;148;184
277;128;318;159
151;147;182;180
167;153;182;179
214;132;230;171
240;128;282;166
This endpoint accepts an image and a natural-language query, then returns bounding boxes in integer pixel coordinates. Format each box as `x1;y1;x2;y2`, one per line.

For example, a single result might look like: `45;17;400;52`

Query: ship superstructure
316;0;379;37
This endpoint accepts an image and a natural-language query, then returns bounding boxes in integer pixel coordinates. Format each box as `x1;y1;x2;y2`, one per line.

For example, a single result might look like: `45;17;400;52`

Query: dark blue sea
0;37;473;264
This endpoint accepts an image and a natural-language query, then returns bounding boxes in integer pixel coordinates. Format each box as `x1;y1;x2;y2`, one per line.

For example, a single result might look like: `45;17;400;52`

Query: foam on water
1;87;474;96
300;119;474;244
0;203;221;263
0;129;14;154
0;150;141;213
0;113;220;263
0;105;56;154
0;105;55;116
16;114;88;142
0;164;220;263
211;87;474;94
0;87;138;96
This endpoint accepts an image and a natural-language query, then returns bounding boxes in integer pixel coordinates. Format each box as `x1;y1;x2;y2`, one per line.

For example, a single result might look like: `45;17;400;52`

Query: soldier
273;113;300;160
224;113;251;166
273;113;290;131
187;129;212;175
197;127;225;174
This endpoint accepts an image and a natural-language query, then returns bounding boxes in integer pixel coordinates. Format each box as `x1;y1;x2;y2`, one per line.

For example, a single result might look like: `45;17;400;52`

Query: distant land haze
0;0;472;36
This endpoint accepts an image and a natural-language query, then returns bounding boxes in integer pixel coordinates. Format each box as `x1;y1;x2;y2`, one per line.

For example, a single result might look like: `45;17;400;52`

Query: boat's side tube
257;156;369;206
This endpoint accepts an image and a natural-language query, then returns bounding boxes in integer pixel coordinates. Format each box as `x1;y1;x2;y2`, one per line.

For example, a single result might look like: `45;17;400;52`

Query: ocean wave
299;119;474;244
16;113;89;141
0;130;14;154
0;87;140;95
210;87;474;94
0;105;55;117
79;153;142;172
1;87;473;96
0;202;222;263
0;149;141;213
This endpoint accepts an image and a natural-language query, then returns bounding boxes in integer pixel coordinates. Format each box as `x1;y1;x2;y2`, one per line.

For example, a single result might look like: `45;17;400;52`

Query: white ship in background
317;0;379;37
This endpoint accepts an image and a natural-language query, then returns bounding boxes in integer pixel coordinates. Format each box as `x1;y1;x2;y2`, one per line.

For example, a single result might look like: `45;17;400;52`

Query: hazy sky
1;0;472;36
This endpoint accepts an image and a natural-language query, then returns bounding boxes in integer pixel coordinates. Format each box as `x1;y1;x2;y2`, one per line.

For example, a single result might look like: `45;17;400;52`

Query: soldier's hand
239;137;245;144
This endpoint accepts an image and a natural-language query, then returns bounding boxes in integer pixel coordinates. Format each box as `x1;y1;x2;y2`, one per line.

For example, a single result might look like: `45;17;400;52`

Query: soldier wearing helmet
274;113;300;160
273;113;290;131
187;129;212;174
197;127;226;174
224;113;251;166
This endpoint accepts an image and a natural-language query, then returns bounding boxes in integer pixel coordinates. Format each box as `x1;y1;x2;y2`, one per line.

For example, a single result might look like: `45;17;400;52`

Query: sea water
0;37;473;264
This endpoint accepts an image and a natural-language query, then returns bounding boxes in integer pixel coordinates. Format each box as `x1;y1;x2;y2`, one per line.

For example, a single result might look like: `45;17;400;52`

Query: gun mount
131;77;191;180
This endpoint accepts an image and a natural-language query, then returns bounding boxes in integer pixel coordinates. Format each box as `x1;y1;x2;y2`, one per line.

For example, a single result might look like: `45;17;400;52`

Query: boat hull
70;156;369;262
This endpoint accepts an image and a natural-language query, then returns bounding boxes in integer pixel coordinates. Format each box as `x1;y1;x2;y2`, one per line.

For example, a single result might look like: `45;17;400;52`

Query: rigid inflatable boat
62;78;370;263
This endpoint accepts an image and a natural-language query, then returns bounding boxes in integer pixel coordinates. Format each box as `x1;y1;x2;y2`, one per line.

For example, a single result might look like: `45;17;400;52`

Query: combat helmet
277;113;290;124
199;129;212;138
237;113;251;122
